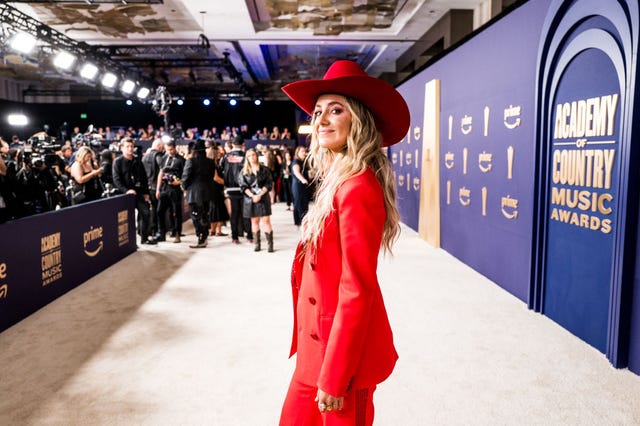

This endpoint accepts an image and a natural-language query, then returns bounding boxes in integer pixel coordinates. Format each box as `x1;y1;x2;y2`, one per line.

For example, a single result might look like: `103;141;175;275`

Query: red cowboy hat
281;60;410;147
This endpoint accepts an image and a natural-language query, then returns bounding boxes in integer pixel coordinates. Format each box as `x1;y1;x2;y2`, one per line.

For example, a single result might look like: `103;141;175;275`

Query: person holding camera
155;140;185;243
14;149;56;217
113;137;157;245
70;146;103;205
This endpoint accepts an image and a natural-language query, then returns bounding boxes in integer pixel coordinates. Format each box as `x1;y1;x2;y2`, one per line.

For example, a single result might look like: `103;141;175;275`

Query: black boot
190;234;208;248
254;231;261;252
266;231;274;253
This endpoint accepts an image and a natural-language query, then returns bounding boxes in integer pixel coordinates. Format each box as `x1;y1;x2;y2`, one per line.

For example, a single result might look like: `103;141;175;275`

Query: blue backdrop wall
391;0;640;375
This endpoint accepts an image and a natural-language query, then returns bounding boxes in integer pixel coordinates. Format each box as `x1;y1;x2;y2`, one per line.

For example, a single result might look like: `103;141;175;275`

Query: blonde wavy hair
302;95;400;255
241;148;260;175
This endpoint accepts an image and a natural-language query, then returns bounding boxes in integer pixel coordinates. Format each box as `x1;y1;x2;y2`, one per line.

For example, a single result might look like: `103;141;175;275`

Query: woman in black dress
239;148;274;252
70;146;103;204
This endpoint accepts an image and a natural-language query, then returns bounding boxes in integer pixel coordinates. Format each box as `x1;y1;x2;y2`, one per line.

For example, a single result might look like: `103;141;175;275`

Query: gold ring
326;405;333;412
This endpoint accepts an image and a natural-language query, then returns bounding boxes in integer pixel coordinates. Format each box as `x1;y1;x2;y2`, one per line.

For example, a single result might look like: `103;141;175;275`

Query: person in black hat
181;139;214;248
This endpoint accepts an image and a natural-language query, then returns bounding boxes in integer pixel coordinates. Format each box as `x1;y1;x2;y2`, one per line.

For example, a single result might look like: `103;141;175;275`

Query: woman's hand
251;194;261;203
315;389;344;413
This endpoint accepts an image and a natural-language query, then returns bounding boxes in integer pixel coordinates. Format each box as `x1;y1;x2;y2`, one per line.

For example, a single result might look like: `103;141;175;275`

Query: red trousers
280;377;376;426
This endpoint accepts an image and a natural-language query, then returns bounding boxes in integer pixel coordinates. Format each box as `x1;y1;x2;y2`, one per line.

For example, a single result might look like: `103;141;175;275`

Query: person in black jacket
181;139;215;248
155;140;185;243
220;135;249;244
112;137;157;245
240;148;274;252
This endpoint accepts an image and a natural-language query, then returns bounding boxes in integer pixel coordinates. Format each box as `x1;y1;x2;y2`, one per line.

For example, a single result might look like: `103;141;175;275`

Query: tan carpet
1;203;639;425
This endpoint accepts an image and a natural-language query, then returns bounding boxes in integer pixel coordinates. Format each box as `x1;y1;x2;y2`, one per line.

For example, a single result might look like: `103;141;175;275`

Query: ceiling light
253;98;262;106
137;87;150;99
202;98;211;107
9;32;37;55
101;72;118;88
80;63;99;80
53;51;76;70
125;99;133;106
228;98;237;107
121;79;136;94
176;98;184;106
7;114;28;126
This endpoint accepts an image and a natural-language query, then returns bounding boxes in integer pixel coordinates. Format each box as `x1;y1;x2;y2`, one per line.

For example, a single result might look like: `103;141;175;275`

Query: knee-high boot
254;231;261;252
266;231;274;253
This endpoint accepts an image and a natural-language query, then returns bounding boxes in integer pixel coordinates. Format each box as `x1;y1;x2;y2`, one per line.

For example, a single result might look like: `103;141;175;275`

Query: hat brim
282;75;409;147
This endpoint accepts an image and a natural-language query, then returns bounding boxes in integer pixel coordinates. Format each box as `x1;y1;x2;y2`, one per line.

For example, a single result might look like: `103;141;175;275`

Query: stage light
229;98;238;107
9;32;37;54
7;114;28;126
137;87;150;99
176;98;184;106
80;63;99;80
297;124;312;135
161;134;172;143
253;98;262;106
121;79;136;94
53;51;76;70
101;72;118;88
202;98;211;107
125;99;133;106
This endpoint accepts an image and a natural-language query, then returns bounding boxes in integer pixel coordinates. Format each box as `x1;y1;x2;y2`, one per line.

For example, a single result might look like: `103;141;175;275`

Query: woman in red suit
279;60;410;426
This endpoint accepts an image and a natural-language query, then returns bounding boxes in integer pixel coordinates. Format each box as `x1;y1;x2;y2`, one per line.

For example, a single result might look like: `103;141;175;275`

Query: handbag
71;182;86;205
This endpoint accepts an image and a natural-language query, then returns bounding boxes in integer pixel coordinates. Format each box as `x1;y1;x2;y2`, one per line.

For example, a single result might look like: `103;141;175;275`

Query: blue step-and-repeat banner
0;195;136;332
391;0;640;374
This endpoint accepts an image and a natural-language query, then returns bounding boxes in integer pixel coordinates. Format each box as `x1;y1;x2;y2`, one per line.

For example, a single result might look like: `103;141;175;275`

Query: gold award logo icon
83;225;104;257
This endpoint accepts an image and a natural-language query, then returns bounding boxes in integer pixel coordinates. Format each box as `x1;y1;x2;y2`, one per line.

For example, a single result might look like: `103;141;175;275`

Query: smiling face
246;149;259;166
313;94;352;153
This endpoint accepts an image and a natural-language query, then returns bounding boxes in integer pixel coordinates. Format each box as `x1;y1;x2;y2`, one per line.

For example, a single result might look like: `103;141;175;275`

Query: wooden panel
418;78;440;247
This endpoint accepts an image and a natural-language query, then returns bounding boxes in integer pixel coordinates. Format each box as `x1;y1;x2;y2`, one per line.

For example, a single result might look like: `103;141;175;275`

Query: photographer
14;149;56;217
0;146;19;222
155;140;185;243
113;137;157;245
70;146;103;204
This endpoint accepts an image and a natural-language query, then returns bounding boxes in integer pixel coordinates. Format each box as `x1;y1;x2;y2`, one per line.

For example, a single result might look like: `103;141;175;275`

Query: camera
26;133;61;167
102;183;120;198
161;172;180;185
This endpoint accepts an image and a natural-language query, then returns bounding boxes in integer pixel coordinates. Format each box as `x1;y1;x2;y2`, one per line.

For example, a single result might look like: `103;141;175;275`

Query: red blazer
289;168;398;397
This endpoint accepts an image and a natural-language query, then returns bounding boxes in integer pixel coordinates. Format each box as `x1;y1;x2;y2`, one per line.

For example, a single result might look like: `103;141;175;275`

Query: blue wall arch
531;0;640;367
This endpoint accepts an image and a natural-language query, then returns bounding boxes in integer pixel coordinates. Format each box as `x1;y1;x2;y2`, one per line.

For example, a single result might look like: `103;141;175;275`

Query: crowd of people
0;124;312;252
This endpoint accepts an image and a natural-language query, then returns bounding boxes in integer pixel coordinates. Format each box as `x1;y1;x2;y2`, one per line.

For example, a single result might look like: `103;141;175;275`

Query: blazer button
310;333;319;340
308;297;316;305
